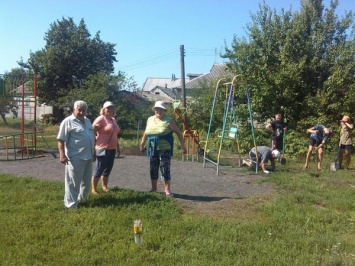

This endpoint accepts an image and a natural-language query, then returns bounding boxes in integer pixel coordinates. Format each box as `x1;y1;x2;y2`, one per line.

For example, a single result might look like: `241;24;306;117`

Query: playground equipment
0;74;54;161
172;100;203;161
202;75;258;175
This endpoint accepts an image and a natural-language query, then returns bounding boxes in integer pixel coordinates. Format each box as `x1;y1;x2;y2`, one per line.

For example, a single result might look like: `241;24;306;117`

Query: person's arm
260;161;268;173
169;120;187;154
265;123;273;134
140;132;147;153
116;142;121;157
58;140;68;164
270;159;276;171
345;122;354;130
307;127;316;134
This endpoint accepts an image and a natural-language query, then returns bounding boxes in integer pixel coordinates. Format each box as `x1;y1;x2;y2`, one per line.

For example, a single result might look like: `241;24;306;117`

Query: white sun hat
272;150;281;158
103;101;114;108
152;100;166;111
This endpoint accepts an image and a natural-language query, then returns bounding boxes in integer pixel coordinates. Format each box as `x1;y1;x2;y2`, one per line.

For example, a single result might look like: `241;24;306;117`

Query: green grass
1;163;355;265
1;121;355;264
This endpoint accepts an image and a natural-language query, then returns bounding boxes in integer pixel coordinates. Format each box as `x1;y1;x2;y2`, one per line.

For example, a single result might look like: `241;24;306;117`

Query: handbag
95;147;106;157
95;119;115;157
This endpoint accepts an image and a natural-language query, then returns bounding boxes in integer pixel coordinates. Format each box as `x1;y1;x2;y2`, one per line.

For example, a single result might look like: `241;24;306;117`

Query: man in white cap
243;146;280;174
304;124;332;170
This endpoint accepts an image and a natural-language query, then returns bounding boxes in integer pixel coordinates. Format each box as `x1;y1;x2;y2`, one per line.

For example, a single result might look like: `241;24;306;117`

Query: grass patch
1;166;355;265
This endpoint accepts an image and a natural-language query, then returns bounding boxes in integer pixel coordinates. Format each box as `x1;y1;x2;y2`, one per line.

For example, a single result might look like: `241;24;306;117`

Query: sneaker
165;189;172;197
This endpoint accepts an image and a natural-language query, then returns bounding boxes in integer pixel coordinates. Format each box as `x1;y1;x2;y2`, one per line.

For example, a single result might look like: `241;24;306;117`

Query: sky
0;0;354;88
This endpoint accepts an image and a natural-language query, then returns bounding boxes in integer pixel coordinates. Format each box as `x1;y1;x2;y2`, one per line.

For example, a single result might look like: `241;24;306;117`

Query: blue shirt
310;124;328;143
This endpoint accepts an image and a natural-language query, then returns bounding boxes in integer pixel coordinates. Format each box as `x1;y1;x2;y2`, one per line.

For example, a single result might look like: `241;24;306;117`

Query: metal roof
142;77;181;91
184;63;234;89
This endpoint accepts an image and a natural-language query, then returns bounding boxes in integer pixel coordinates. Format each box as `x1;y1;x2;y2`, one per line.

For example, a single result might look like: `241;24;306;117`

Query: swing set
202;75;258;175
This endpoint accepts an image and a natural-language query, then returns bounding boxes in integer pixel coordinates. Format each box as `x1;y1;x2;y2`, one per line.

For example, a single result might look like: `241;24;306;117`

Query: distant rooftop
142;75;181;92
184;63;234;89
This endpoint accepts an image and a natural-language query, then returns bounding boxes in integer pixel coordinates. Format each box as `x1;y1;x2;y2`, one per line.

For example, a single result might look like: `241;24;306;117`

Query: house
140;63;234;102
184;63;234;89
6;82;53;120
142;74;181;92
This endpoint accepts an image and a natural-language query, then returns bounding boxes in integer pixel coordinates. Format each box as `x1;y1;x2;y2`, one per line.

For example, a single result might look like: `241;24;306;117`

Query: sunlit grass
1;163;355;265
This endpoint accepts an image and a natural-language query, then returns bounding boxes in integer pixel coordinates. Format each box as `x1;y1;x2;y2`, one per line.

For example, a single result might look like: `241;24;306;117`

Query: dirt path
0;152;275;215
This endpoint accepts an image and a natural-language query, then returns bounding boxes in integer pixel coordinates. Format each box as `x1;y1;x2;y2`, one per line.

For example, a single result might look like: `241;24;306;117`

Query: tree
26;17;117;104
222;0;354;130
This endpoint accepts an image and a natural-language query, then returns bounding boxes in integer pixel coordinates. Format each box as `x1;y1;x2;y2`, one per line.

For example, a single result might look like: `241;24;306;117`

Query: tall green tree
222;0;354;129
26;17;117;104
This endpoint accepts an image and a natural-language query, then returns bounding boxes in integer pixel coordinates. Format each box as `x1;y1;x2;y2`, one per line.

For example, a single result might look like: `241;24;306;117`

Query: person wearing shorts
338;115;353;170
303;125;331;170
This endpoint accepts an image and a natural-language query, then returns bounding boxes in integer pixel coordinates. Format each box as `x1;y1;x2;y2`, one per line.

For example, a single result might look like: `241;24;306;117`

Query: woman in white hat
339;115;353;169
91;101;120;194
140;100;186;196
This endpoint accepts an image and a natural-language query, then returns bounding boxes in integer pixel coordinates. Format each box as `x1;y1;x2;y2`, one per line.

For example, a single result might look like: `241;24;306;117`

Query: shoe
149;188;157;192
303;166;308;170
165;189;172;197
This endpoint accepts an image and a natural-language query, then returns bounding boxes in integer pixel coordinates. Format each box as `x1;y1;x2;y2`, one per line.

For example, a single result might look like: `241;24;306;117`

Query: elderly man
57;100;95;209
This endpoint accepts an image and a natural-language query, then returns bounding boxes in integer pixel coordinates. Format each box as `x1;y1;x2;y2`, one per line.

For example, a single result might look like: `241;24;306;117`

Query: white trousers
64;158;92;209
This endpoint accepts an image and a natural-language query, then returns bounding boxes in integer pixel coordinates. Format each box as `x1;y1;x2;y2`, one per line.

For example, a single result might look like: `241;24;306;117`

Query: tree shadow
171;193;233;202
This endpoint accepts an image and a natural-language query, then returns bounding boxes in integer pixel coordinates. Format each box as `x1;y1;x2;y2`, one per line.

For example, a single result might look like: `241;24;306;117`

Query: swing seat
215;125;239;140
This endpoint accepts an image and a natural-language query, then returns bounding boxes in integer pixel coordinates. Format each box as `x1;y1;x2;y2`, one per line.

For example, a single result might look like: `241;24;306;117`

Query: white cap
272;150;281;158
152;100;166;111
103;101;114;108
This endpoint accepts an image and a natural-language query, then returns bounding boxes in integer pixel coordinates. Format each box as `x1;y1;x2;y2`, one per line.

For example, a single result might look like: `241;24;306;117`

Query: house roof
151;86;179;99
142;77;181;91
184;63;234;89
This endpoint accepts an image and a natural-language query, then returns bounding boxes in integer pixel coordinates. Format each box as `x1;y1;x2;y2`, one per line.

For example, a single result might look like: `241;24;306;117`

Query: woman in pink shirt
91;101;120;194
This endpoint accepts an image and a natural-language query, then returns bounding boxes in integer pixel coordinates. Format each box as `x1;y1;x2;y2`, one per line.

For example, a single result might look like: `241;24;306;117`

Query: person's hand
60;155;68;165
263;170;270;174
140;144;146;153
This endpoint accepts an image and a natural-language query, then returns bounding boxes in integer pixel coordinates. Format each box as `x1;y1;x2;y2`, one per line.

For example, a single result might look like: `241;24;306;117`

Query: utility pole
180;45;187;126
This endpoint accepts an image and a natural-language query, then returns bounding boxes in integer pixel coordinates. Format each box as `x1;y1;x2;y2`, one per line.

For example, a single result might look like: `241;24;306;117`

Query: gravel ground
0;151;275;214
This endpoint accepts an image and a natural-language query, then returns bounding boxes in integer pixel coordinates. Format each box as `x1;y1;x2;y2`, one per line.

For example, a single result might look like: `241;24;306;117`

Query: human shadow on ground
172;193;232;202
87;188;163;208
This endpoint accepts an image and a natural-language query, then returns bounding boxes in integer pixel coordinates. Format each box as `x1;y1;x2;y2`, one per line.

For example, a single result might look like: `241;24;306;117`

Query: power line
118;47;222;72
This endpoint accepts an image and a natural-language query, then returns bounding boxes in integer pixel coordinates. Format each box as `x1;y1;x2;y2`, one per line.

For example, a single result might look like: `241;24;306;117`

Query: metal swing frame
202;75;258;175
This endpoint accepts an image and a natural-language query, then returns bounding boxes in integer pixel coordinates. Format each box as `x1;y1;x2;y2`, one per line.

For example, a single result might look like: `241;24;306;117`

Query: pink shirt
93;115;120;149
